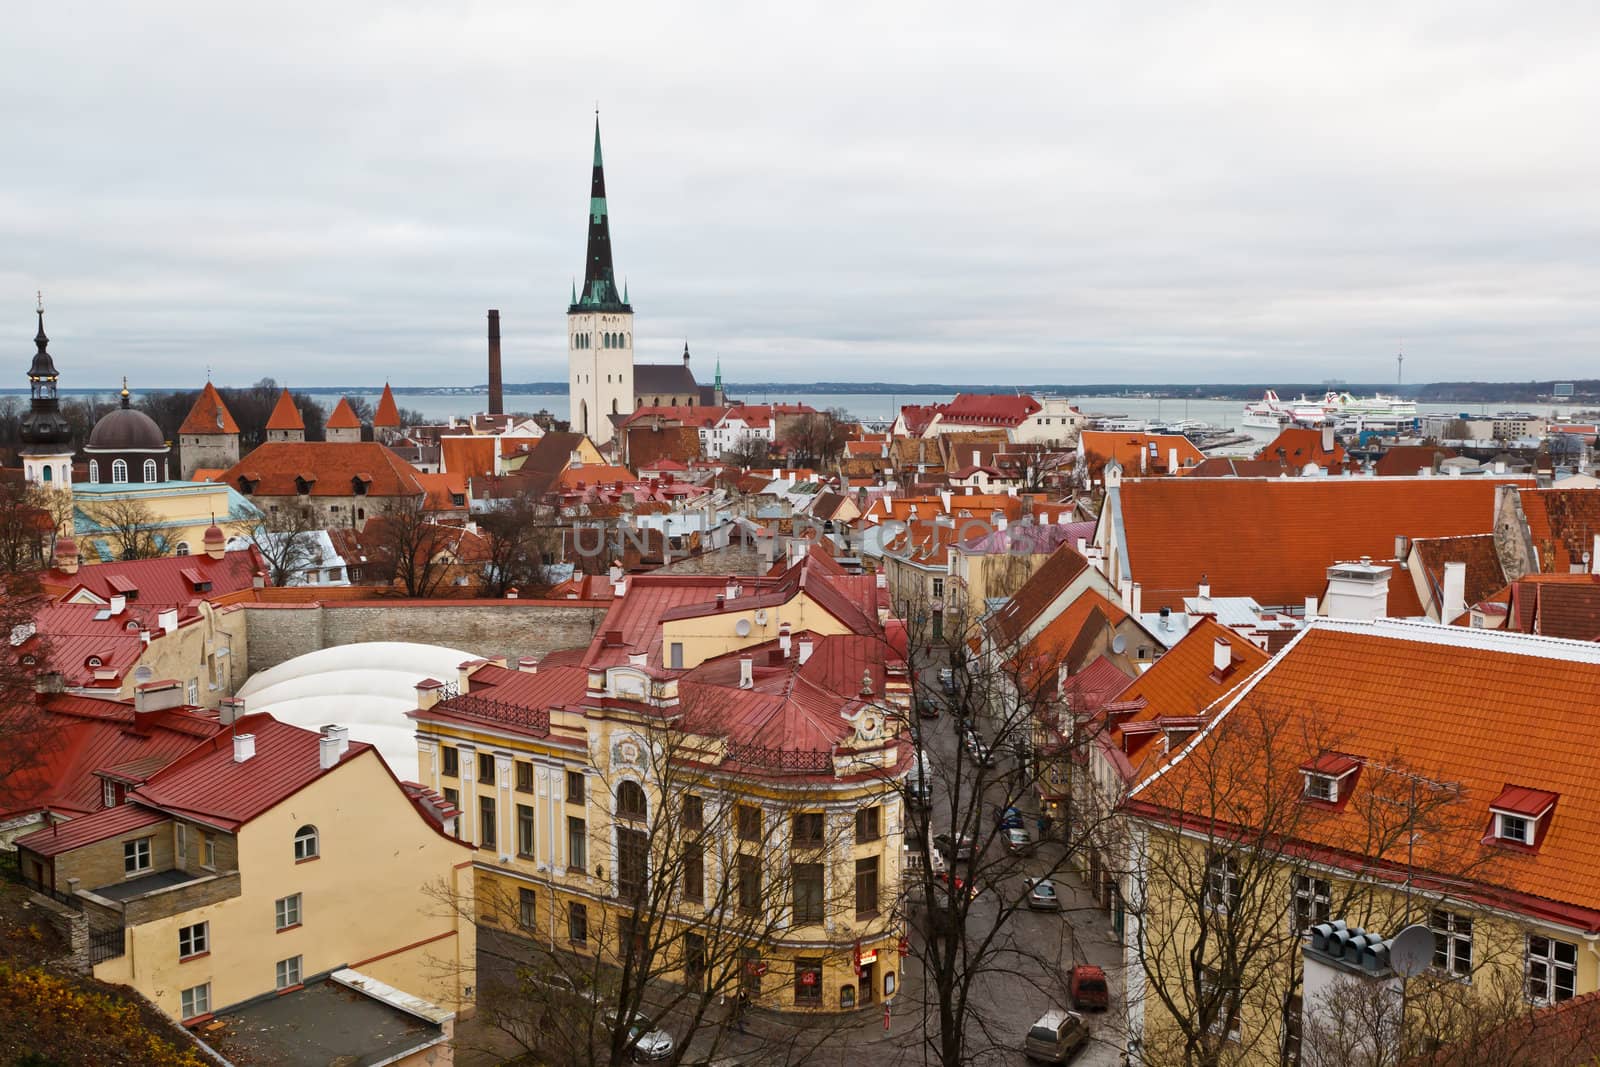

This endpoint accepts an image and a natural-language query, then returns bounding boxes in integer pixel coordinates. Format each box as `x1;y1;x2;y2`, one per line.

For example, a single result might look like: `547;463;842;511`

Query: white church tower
567;117;633;446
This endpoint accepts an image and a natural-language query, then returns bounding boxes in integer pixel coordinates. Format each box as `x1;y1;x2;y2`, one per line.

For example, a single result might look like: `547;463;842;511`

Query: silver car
1025;876;1060;911
1003;826;1034;854
604;1009;675;1062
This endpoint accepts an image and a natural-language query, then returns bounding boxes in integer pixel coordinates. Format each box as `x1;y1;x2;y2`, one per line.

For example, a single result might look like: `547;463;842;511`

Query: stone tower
324;397;362;444
178;381;241;478
567;116;633;446
20;298;75;493
266;388;306;443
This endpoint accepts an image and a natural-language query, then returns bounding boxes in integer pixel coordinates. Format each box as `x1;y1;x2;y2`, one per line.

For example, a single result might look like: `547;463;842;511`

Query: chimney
798;636;814;664
1077;537;1088;556
1441;560;1467;622
1323;559;1392;621
614;577;627;598
134;679;185;714
739;655;754;689
487;310;504;416
319;735;341;770
1167;447;1179;472
726;581;740;600
158;608;178;635
218;696;244;725
1592;534;1600;572
1494;458;1507;475
1213;637;1231;674
233;733;256;763
518;656;540;674
1119;578;1133;610
109;594;127;616
608;563;623;584
1197;574;1211;599
321;723;350;756
1321;423;1335;453
779;622;792;656
1395;535;1409;560
1304;595;1318;617
1131;582;1143;616
53;538;79;575
253;570;266;589
971;449;980;466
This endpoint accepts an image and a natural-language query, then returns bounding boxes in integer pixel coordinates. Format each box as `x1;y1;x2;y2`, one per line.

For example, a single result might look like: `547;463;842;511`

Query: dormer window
1300;753;1360;805
1488;785;1558;849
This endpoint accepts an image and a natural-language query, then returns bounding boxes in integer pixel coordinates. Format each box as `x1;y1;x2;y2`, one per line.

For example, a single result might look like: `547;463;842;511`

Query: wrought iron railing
19;875;81;911
437;690;551;735
88;927;125;964
724;741;832;773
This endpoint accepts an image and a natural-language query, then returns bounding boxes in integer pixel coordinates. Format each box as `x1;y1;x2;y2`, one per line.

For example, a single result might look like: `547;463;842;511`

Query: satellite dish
1389;923;1432;978
1111;634;1128;655
735;618;752;637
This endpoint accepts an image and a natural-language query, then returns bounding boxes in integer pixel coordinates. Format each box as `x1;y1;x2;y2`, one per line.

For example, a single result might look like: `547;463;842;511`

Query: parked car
1003;825;1034;854
603;1009;675;1063
918;696;941;719
938;667;958;694
996;805;1024;829
1025;877;1060;910
933;831;975;863
1024;1009;1089;1063
1068;964;1110;1012
968;739;997;767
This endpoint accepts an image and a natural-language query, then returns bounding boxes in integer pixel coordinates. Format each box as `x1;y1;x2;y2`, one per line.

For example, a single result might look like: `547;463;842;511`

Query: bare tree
371;494;454;597
783;409;852;469
476;494;560;598
83;496;163;560
0;481;53;576
244;503;322;586
723;434;774;470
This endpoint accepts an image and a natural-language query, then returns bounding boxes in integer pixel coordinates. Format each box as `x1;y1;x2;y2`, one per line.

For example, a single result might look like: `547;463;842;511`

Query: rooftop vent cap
233;733;256;763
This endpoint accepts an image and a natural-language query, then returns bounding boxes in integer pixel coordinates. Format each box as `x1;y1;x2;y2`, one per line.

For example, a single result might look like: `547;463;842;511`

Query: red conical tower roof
266;388;304;431
178;382;240;435
326;397;361;430
374;383;401;428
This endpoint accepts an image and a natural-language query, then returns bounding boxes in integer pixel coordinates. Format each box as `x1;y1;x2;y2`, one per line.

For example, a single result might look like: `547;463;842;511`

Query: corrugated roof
15;804;168;858
45;547;264;607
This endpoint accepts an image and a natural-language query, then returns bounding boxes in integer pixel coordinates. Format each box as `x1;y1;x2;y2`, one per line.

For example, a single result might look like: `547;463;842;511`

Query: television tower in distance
1397;348;1405;387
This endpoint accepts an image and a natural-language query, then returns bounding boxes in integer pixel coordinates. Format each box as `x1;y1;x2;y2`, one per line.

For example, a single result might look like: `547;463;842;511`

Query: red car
1068;964;1109;1012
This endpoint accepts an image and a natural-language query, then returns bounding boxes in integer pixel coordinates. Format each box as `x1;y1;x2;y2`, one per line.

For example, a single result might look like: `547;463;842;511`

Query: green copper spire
715;358;722;387
593;116;604;167
571;279;577;304
570;114;629;313
623;279;629;304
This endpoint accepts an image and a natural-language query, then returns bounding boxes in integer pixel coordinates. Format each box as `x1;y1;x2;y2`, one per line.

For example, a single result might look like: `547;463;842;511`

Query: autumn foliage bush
0;965;205;1067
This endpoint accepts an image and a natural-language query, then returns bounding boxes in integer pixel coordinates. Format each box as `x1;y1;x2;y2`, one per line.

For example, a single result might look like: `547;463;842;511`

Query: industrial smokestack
487;309;504;416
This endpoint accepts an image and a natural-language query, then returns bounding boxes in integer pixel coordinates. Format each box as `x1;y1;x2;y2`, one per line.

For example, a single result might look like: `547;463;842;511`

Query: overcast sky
5;2;1598;388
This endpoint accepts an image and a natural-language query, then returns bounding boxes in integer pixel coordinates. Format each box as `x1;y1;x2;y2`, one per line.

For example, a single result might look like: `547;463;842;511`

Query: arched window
294;824;319;862
579;400;588;435
89;460;98;483
175;542;190;557
142;459;158;482
617;781;647;821
40;465;51;483
611;398;619;415
112;459;128;484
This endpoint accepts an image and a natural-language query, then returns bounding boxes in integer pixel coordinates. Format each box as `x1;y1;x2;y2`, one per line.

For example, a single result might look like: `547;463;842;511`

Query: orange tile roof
1015;588;1129;687
178;382;239;435
1080;431;1204;475
374;384;401;428
1411;534;1507;617
266;388;304;431
1116;477;1532;611
325;397;362;429
1255;427;1347;469
416;471;468;512
1131;620;1600;925
220;442;424;498
1375;445;1457;477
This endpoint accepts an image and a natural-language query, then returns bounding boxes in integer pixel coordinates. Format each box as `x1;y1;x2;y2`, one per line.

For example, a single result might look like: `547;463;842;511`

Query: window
855;806;881;843
175;541;189;556
855;856;880;919
738;853;762;914
618;827;648;899
1526;934;1577;1004
566;770;585;803
478;752;495;784
682;794;704;832
683;842;704;903
275;955;302;990
618;916;650;971
275;893;301;931
180;983;210;1020
142;459;158;482
294;824;319;862
685;933;707;991
519;888;536;929
617;780;647;821
1205;851;1240;913
88;460;99;483
568;816;587;872
480;796;496;849
124;837;152;874
791;862;824;924
1431;909;1474;978
178;922;209;959
792;811;825;848
442;746;459;777
932;578;944;599
1303;774;1337;803
568;901;588;945
740;947;762;994
669;642;684;669
1496;813;1531;844
738;804;762;843
103;780;116;808
443;786;459;809
515;761;533;793
112;459;128;483
1201;966;1241;1041
795;958;824;1005
176;824;187;861
1292;875;1330;934
516;804;534;857
202;834;215;869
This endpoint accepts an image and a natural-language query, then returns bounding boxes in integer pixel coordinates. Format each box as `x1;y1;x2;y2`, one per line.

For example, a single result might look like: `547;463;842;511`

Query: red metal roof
1491;784;1559;818
44;547;265;607
15;804;168;858
937;393;1041;427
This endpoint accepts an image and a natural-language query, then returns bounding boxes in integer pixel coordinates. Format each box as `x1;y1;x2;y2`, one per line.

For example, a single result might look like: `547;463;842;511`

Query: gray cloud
4;1;1599;387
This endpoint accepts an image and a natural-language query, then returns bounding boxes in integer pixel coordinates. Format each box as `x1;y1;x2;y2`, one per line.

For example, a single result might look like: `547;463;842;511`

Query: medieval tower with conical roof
567;116;633;446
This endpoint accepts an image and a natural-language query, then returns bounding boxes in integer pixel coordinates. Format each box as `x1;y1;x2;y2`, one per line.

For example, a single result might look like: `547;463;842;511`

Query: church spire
570;114;629;313
21;295;72;451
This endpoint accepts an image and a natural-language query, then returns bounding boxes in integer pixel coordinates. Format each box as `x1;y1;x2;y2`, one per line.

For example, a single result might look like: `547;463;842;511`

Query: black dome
87;407;166;452
20;407;73;447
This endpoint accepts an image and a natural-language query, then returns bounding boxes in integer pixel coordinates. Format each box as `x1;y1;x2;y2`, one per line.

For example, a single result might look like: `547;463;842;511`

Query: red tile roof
220;442;424;499
415;472;468;513
1375;445;1457;478
1080;431;1205;476
1518;489;1600;574
1411;534;1506;619
15;803;169;858
1116;477;1531;611
1527;581;1600;641
1131;620;1600;923
937;393;1041;427
1255;427;1347;469
266;388;304;431
326;397;362;429
178;382;240;435
1013;588;1131;687
43;547;266;607
374;384;401;428
131;713;372;831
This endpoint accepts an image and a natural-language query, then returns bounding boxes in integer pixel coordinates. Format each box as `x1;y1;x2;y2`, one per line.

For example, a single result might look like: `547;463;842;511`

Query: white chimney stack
1441;560;1467;623
1323;560;1392;621
739;655;754;689
1131;582;1143;616
779;623;792;656
798;636;814;664
109;594;126;616
158;608;179;635
319;735;341;770
1197;575;1211;600
1168;447;1179;473
1305;595;1319;617
233;733;256;763
1213;637;1231;674
1321;423;1335;453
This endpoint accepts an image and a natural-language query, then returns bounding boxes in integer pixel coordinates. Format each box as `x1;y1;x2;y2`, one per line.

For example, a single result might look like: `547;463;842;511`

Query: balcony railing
436;682;552;736
724;741;832;773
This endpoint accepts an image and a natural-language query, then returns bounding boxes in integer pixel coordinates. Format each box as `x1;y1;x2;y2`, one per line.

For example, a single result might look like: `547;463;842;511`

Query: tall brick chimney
487;309;504;416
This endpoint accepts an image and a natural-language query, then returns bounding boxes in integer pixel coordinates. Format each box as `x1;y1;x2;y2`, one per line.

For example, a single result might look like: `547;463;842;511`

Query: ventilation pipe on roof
798;636;814;664
218;696;245;725
1213;637;1232;674
109;594;126;616
233;734;256;763
319;735;341;770
1441;561;1467;623
739;655;754;689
